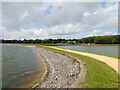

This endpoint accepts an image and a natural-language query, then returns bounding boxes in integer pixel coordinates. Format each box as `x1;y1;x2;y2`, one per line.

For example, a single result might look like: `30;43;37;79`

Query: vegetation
1;35;120;44
81;35;120;44
72;59;76;62
46;67;50;78
44;46;119;88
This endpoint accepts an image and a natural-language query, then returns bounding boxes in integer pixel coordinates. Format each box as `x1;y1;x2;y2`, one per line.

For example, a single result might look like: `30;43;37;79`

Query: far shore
1;43;120;46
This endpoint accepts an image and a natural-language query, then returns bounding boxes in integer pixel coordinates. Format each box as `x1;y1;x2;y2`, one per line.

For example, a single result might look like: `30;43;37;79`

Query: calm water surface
2;44;45;88
57;45;119;56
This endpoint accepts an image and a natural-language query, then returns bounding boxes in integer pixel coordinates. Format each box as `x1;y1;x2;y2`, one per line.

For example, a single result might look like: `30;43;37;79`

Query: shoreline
1;43;120;46
30;47;48;88
3;44;87;88
36;46;87;88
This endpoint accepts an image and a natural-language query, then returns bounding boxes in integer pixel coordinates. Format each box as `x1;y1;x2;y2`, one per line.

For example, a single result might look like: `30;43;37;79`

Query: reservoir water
2;44;45;88
57;45;119;56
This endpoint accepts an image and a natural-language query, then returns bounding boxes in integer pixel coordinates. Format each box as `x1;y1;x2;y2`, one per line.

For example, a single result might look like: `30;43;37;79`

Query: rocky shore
36;47;87;88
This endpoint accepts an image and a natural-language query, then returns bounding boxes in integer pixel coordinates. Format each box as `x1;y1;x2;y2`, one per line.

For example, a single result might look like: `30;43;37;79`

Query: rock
70;73;75;77
56;76;58;80
39;47;84;88
53;84;57;87
67;81;71;85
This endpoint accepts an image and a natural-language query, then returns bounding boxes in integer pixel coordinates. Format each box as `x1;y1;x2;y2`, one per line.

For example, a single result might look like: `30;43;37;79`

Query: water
57;45;119;56
2;44;45;88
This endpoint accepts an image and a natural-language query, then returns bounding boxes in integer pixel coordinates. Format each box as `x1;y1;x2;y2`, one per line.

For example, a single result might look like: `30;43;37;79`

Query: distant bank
1;35;120;45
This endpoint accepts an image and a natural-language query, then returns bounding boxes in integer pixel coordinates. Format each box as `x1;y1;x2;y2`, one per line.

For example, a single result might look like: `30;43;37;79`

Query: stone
56;76;58;80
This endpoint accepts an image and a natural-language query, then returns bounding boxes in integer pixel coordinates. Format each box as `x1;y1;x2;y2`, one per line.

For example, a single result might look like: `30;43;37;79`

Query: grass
72;59;76;62
46;67;50;78
51;81;53;84
44;46;119;88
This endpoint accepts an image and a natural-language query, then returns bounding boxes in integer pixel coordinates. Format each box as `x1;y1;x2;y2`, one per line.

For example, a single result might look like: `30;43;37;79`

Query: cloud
2;2;118;39
87;29;118;37
88;29;102;36
19;10;28;21
1;27;43;40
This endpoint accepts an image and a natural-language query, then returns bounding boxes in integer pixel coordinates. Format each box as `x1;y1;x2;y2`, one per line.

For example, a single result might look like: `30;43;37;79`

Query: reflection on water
2;45;45;88
57;45;119;56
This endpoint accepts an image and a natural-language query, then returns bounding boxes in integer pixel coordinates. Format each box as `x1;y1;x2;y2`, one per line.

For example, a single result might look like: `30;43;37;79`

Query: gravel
36;47;87;88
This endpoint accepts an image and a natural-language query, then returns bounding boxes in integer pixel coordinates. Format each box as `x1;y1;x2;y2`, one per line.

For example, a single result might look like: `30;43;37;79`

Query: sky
1;0;118;40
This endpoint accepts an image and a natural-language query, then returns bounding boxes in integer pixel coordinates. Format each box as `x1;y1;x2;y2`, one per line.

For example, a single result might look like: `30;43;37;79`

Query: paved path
45;46;119;74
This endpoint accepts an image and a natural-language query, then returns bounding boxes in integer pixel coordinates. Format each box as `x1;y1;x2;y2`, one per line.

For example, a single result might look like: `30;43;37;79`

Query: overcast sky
1;1;118;40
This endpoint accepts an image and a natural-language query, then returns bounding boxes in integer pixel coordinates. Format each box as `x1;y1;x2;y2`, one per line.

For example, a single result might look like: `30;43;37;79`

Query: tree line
81;35;120;44
1;35;120;44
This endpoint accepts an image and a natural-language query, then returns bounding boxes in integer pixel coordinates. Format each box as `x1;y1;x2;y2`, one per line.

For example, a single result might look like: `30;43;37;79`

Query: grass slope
45;46;119;88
